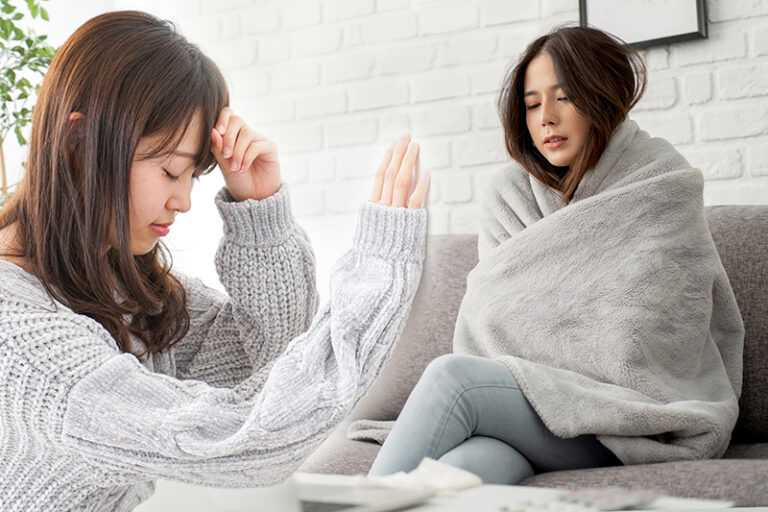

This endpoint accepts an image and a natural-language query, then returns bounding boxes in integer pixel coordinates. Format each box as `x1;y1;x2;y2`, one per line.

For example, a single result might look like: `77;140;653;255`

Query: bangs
138;40;228;176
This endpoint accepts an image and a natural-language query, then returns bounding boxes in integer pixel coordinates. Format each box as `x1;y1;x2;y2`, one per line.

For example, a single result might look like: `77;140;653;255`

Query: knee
421;354;471;383
411;354;486;399
421;353;494;384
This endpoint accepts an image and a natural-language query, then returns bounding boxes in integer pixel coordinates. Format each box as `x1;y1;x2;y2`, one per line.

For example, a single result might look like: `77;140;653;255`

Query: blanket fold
454;119;744;465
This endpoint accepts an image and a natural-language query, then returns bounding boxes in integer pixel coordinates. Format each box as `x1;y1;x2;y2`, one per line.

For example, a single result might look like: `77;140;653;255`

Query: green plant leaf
1;19;11;39
0;0;55;150
14;125;26;145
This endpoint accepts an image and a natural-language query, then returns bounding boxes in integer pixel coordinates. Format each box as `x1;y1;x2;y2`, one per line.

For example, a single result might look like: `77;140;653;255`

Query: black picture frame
579;0;708;49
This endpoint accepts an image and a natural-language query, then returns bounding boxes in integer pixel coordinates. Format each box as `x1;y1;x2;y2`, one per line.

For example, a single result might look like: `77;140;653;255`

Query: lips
544;135;567;149
149;222;172;236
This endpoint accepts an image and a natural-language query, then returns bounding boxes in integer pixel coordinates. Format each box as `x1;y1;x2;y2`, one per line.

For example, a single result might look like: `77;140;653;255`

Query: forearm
62;202;426;486
174;185;319;382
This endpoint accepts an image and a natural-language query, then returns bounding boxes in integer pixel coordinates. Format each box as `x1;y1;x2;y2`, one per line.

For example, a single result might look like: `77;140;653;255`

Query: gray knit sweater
0;185;427;512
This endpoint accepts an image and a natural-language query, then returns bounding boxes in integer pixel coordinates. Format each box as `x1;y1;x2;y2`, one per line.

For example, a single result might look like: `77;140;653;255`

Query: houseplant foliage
0;0;55;205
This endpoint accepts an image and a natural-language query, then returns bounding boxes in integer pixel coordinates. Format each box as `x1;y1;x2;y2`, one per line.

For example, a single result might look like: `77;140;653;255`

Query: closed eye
526;103;540;111
163;169;180;182
558;96;569;102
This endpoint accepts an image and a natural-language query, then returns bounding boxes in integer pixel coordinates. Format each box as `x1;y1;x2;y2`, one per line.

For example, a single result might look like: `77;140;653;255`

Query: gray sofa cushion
301;418;379;476
705;206;768;442
521;459;768;507
344;234;477;422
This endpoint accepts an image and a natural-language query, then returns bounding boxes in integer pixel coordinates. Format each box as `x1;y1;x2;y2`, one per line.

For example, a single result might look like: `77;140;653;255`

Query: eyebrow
172;150;197;161
524;83;564;97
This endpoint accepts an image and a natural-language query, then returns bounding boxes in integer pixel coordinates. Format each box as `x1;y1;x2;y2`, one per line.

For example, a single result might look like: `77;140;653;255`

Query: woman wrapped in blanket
0;10;431;512
369;26;744;484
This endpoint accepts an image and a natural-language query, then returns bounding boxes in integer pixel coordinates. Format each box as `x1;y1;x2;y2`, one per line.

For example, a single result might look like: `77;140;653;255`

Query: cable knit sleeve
60;202;427;487
171;185;319;387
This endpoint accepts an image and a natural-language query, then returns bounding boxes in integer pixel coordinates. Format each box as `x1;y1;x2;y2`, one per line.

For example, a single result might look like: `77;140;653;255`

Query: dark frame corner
578;0;708;50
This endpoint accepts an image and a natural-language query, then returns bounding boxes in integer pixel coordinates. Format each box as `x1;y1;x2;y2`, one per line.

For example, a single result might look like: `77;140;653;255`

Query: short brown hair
498;25;646;202
0;11;229;357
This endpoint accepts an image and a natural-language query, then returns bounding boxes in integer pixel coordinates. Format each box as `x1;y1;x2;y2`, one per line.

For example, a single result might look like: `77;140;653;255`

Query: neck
0;224;30;272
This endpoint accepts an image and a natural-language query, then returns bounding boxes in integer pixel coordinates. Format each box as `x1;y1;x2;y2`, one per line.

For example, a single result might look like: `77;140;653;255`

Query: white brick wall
6;0;765;318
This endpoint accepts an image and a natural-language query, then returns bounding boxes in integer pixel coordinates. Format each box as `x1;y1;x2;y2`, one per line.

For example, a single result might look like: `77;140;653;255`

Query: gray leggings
368;354;620;484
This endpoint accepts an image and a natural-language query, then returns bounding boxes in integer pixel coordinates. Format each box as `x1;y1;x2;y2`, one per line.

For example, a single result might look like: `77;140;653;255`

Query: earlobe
68;111;84;122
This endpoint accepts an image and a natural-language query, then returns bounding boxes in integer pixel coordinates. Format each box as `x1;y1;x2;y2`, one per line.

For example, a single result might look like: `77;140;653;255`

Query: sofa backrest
705;206;768;443
351;206;768;444
348;234;476;423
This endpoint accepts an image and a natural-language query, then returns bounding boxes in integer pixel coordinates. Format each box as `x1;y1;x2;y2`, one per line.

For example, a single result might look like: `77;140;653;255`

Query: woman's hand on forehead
210;107;281;202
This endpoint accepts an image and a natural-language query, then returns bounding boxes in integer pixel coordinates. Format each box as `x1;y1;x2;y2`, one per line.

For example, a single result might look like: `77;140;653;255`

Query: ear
68;111;84;122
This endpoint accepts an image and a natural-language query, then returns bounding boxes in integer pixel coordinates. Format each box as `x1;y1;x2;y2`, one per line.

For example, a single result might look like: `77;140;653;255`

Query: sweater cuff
353;202;427;261
215;184;296;246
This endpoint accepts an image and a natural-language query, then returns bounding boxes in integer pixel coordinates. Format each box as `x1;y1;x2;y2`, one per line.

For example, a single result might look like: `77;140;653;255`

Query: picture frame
579;0;708;49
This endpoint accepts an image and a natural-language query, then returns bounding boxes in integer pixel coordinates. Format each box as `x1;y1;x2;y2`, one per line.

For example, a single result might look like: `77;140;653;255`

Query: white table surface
293;473;740;512
137;472;754;512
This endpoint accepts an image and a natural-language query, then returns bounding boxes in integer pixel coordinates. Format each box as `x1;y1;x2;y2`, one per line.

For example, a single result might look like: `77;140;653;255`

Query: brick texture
48;0;768;307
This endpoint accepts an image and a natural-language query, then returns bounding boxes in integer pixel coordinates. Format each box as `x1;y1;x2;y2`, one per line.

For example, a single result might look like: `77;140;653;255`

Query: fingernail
408;141;418;151
217;124;225;134
223;147;232;158
231;161;239;172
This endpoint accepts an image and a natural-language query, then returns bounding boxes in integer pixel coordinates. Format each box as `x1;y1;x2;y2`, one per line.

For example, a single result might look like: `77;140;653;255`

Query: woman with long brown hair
0;10;429;511
369;26;743;484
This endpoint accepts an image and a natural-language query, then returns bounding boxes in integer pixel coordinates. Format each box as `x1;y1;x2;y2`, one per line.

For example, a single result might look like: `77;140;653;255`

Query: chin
545;155;575;167
130;242;158;255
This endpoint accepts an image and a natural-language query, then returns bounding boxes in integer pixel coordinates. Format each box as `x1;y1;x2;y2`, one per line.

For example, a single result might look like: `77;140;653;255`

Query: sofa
299;205;768;507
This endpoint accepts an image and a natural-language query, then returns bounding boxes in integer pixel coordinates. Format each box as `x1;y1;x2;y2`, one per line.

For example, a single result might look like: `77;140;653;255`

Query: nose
540;99;558;126
166;180;192;214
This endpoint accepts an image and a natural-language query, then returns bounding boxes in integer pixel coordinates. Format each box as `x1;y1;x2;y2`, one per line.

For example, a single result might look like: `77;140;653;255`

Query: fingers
210;128;224;156
371;135;429;209
240;139;277;176
408;172;431;209
370;147;392;202
210;109;275;174
220;115;244;161
378;135;410;206
230;128;264;173
391;141;419;207
215;107;233;136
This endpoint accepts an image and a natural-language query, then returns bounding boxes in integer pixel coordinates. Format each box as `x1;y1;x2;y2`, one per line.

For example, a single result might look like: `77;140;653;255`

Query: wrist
227;181;281;202
216;185;294;246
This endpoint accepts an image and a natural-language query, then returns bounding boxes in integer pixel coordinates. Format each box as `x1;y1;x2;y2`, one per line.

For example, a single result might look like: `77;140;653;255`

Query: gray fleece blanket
454;119;744;465
347;120;744;467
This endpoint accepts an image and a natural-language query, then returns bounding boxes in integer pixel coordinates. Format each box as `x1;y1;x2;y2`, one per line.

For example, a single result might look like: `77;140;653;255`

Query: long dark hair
498;26;646;202
0;11;229;357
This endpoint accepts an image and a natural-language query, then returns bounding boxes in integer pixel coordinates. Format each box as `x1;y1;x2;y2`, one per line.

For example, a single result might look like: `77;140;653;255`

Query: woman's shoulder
0;260;57;308
611;119;693;181
481;162;535;207
0;260;119;362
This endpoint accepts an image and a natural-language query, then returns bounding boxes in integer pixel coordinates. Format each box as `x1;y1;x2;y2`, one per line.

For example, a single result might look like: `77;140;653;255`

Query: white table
137;472;746;512
293;473;743;512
